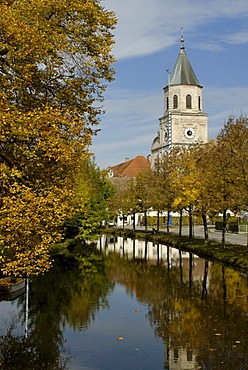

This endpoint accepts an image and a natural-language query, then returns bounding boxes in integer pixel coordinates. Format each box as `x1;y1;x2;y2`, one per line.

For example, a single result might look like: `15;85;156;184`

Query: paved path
123;225;248;247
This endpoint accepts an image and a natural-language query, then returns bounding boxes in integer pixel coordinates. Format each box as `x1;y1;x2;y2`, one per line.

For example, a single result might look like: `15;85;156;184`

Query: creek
0;234;247;369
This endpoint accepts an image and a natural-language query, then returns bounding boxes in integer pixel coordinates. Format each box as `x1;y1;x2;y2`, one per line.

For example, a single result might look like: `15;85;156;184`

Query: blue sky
92;0;248;169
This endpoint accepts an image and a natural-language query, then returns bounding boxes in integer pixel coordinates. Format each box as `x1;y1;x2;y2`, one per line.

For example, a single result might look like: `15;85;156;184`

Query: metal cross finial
180;26;185;48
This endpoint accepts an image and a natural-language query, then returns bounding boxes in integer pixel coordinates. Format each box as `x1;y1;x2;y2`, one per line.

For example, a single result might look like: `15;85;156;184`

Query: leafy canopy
0;0;116;277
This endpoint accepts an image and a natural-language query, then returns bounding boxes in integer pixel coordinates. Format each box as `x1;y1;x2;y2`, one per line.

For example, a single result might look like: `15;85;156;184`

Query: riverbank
106;227;248;275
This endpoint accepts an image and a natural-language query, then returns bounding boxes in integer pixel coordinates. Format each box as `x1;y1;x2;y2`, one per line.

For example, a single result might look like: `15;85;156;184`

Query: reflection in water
0;236;247;370
101;234;248;370
0;254;113;370
202;260;209;299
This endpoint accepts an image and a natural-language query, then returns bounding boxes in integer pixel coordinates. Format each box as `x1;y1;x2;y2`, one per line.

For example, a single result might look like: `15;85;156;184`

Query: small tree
212;116;248;247
152;152;175;232
170;148;200;240
135;170;154;231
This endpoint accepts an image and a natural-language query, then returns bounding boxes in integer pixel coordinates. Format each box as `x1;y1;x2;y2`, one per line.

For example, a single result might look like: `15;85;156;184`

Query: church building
150;35;208;167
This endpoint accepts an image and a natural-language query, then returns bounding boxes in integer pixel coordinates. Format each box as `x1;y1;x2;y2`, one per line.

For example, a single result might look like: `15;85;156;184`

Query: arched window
173;95;178;109
198;96;201;111
166;97;169;110
186;94;192;109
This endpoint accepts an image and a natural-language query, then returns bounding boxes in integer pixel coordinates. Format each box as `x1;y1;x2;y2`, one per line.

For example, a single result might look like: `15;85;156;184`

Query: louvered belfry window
173;95;178;109
186;94;192;109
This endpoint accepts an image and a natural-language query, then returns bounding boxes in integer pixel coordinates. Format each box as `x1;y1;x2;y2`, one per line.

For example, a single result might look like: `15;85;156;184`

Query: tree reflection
201;260;209;298
0;252;114;370
1;239;247;370
0;323;68;370
105;244;248;370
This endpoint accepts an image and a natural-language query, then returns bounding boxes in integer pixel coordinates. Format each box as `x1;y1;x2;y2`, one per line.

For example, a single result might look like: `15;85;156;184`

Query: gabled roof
168;37;201;87
109;156;150;177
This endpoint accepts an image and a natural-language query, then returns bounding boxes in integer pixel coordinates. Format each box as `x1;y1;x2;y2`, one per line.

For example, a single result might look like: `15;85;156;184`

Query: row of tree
0;0;116;277
0;0;246;277
109;116;248;247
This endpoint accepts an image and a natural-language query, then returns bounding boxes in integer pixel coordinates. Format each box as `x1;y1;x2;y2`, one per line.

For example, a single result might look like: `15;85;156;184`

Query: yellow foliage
0;0;116;276
0;0;116;124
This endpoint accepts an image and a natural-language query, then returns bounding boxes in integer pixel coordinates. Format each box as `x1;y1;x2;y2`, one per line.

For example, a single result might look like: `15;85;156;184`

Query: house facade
108;156;151;226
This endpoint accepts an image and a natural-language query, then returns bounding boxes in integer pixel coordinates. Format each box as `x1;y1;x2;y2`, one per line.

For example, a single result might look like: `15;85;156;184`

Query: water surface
0;235;247;369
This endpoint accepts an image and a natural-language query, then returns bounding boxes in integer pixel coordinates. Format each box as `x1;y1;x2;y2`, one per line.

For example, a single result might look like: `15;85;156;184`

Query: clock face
184;127;195;139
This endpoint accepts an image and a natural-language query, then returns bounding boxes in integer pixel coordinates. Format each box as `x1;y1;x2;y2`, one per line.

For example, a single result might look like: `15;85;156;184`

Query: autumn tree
211;116;248;247
0;0;116;276
0;0;116;123
108;177;134;229
190;143;217;240
217;116;248;211
125;178;141;230
135;169;154;231
147;167;163;231
153;152;176;232
170;148;201;239
64;159;115;241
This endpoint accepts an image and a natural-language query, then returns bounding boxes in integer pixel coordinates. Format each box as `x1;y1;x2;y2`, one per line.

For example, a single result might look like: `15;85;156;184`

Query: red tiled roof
110;156;150;177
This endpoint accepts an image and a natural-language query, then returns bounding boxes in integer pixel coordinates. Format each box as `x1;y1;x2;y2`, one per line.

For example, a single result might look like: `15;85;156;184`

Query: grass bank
105;227;248;275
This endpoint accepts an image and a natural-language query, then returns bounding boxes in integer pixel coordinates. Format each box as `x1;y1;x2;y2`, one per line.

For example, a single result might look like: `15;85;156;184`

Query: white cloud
193;41;224;52
103;0;248;59
205;86;248;136
102;88;162;127
93;1;248;168
92;88;161;166
92;85;248;167
102;85;248;137
224;31;248;45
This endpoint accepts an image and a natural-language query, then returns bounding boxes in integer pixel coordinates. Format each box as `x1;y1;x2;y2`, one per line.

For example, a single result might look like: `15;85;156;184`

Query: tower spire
168;28;201;86
180;26;185;49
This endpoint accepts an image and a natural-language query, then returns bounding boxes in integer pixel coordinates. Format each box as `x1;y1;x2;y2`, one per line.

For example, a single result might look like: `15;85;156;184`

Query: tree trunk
189;206;193;240
166;210;170;233
222;208;227;248
179;209;183;237
202;213;209;240
133;212;136;230
157;210;160;231
144;210;148;232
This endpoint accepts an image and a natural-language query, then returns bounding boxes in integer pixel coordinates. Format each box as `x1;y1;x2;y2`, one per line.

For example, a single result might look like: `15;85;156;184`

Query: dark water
0;235;247;370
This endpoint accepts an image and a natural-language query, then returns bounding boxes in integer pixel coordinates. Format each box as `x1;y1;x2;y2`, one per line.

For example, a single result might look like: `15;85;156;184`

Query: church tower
151;35;208;167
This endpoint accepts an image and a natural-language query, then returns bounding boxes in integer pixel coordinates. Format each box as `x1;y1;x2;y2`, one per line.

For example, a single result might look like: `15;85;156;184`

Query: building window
166;96;169;110
186;94;192;109
198;96;201;111
173;95;178;109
